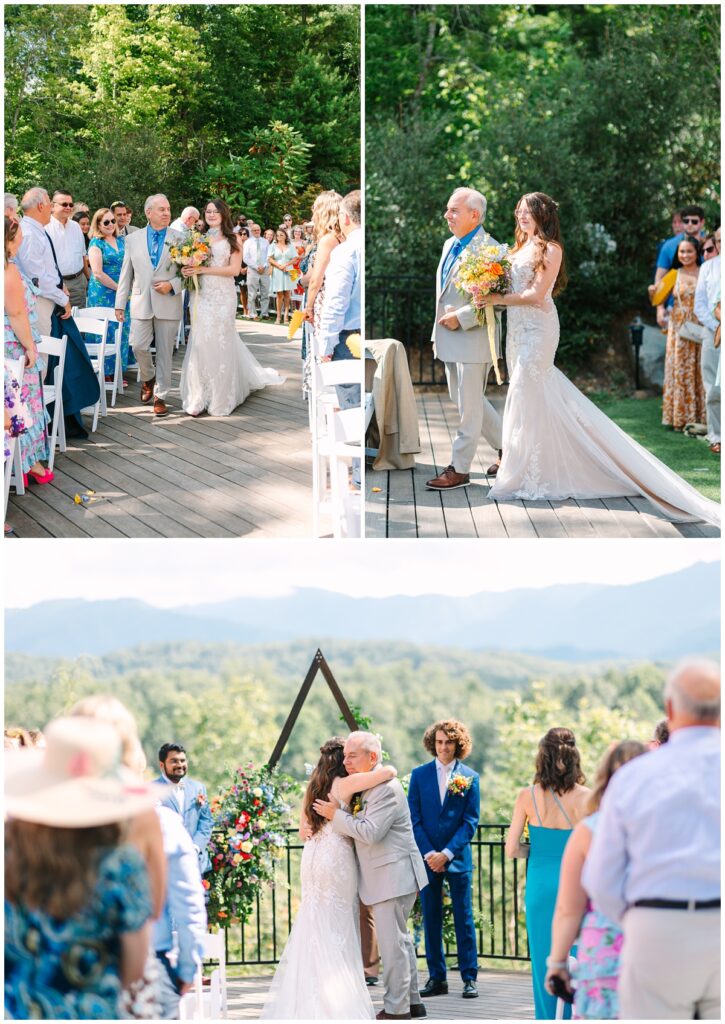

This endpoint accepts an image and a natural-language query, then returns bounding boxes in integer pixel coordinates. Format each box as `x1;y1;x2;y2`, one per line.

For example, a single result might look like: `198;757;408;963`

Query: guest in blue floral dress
4;216;52;482
545;740;647;1019
87;207;131;374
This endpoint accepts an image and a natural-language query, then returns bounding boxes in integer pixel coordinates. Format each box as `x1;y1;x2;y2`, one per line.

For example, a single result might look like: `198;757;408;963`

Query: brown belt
62;270;85;281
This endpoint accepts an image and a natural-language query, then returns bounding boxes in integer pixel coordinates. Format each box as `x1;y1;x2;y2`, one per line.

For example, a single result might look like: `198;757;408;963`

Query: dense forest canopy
5;4;360;225
366;4;721;366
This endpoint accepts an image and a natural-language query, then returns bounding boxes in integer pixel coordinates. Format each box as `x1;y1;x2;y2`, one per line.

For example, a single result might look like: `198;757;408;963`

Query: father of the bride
115;193;183;417
314;731;429;1021
427;187;503;490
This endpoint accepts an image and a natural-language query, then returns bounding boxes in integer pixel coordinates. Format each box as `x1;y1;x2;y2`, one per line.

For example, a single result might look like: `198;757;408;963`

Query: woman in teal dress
269;228;297;325
87;207;131;375
506;728;591;1019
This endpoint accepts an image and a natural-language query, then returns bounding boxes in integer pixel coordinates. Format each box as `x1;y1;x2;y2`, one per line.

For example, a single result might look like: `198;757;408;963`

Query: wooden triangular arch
267;649;359;768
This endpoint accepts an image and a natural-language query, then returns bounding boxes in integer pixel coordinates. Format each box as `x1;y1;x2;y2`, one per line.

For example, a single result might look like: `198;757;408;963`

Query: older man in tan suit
115;193;183;417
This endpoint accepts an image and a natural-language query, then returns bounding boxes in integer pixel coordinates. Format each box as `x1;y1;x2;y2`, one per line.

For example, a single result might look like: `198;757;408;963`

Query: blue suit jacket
156;775;213;873
408;760;480;874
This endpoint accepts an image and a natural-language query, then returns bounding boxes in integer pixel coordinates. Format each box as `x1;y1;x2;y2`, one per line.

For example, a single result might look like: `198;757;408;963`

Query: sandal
24;467;55;485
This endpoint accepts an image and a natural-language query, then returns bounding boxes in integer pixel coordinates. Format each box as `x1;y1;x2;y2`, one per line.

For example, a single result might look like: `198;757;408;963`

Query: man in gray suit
427;187;503;490
115;194;183;417
315;731;429;1021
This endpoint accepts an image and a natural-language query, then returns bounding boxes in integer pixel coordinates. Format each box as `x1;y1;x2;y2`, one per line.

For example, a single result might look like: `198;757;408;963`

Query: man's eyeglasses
101;218;116;226
55;201;74;208
703;245;717;255
682;217;702;225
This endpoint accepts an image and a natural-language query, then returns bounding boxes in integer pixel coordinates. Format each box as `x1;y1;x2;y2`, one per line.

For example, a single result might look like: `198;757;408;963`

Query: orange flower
491;264;503;276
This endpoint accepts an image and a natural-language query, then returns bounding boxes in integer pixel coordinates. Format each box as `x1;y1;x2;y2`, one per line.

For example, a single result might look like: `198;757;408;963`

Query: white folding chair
36;335;68;470
75;315;110;431
311;357;364;538
4;357;27;513
177;967;205;1020
73;305;124;403
203;930;228;1017
554;954;577;1019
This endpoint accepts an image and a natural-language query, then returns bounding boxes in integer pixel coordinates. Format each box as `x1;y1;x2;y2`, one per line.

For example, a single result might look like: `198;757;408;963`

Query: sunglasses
55;201;74;208
101;218;116;226
682;217;701;224
703;245;717;255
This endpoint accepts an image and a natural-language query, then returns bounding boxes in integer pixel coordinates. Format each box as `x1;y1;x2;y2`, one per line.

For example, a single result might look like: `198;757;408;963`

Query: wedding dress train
489;243;720;528
180;237;284;416
260;819;375;1020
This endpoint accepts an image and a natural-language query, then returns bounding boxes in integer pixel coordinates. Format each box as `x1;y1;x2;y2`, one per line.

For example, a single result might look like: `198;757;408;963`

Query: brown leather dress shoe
410;1005;428;1018
153;397;169;417
426;465;470;490
140;377;155;404
487;449;503;476
376;1013;411;1020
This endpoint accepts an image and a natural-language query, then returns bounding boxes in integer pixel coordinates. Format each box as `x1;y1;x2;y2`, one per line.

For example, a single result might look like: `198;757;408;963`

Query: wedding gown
180;236;284;416
260;815;375;1020
489;243;721;528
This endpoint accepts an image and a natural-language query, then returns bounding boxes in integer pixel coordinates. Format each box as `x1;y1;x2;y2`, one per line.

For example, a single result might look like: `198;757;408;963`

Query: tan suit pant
360;901;380;978
130;317;180;399
445;361;503;473
372;890;420;1016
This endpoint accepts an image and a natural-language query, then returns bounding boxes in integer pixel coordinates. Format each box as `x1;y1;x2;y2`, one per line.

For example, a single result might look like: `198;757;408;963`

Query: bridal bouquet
205;763;300;927
454;240;512;384
168;229;212;291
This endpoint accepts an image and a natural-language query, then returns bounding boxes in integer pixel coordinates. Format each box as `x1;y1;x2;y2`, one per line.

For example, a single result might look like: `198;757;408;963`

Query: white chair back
73;305;124;404
75;315;110;430
37;335;68;470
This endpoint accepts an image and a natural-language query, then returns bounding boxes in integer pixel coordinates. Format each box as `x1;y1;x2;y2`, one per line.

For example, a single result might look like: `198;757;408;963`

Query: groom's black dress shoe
420;979;448;997
487;449;503;476
462;980;478;999
410;1004;427;1018
426;466;469;491
366;977;379;986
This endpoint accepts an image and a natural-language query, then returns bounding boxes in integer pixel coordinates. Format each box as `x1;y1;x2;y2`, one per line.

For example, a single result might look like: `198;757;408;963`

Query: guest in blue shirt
653;205;707;327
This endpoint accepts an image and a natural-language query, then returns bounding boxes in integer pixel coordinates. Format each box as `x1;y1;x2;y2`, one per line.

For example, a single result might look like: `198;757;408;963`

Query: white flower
304;762;315;777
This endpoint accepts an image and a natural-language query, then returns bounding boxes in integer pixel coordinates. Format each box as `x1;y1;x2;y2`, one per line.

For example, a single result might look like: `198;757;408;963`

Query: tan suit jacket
115;226;183;321
432;228;502;365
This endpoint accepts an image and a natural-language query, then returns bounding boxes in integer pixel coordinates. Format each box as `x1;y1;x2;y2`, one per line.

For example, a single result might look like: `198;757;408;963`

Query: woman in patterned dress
545;740;647;1019
661;235;706;430
4;216;53;484
87;207;132;374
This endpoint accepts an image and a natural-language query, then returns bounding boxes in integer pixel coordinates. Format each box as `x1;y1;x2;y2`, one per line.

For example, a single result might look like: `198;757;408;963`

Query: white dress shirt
582;726;721;924
170;217;191;234
45;216;86;276
694;255;721;332
436;757;457;861
164;774;186;814
243;236;270;270
15;216;67;306
317;228;361;357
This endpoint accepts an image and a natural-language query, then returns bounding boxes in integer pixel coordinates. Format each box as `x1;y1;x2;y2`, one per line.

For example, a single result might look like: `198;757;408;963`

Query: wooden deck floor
366;391;720;539
7;321;313;539
227;967;534;1019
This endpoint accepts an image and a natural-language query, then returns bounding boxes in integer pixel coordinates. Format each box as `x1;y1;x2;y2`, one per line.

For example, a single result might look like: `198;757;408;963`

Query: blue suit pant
421;869;478;981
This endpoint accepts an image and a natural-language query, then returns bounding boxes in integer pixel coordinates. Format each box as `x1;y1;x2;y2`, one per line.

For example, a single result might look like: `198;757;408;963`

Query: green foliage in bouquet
205;763;302;928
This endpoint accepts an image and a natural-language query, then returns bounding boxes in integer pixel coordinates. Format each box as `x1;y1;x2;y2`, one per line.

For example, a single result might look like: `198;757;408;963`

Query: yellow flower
232;853;242;865
241;841;253;853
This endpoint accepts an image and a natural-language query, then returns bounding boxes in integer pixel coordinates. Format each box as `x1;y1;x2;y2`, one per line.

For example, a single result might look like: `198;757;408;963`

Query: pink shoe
24;467;55;485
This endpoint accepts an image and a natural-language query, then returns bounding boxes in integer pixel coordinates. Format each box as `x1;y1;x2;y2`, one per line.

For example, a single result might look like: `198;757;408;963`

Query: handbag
674;273;707;344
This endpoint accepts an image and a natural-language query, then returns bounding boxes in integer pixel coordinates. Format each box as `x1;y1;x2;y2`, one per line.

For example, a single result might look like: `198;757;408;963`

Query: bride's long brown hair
202;197;240;252
511;192;568;296
303;737;348;835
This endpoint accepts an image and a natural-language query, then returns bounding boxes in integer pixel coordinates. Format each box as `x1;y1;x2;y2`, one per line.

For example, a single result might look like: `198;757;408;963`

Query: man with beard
157;742;213;874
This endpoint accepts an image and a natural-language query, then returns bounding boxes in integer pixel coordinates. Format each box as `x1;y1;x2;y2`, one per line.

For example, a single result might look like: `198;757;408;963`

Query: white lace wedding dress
260;807;375;1021
489;242;721;527
180;236;284;416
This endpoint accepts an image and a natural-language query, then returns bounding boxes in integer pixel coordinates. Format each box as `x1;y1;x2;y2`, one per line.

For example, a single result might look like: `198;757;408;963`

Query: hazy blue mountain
4;562;718;660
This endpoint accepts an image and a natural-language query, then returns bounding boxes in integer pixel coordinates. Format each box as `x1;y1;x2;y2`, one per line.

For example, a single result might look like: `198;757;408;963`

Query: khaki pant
360;901;380;979
130;317;180;399
372;891;420;1016
64;273;88;310
35;295;56;339
619;907;720;1019
445;360;503;473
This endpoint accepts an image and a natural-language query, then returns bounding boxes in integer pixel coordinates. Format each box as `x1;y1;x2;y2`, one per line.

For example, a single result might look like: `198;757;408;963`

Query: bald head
665;658;720;729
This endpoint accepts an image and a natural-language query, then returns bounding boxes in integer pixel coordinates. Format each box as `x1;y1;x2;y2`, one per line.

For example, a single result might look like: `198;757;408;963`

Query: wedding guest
408;719;481;1000
264;228;275;245
661;235;706;431
111;200;139;238
545;740;647;1019
269;228;296;324
5;193;19;219
652;717;670;746
170;206;200;234
290;226;307;312
695;225;721;454
156;742;213;874
87;207;132;373
234;214;248;233
4;717;157;1019
15;187;71;336
73;201;90;215
299;190;342;395
282;213;294;236
237;226;250;316
506;728;590;1020
73;209;91;250
583;659;720;1020
243;223;271;320
654;205;707;327
5;216;53;485
46;189;88;308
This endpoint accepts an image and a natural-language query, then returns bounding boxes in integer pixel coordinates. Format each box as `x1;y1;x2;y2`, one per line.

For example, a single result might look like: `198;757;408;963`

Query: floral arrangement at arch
205;762;301;927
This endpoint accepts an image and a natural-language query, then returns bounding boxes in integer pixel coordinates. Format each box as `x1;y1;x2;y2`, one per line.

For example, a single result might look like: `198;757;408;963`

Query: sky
4;538;719;609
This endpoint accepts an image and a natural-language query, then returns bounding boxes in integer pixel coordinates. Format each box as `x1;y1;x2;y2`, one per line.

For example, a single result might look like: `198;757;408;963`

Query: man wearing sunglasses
46;190;88;309
652;205;707;328
695;225;721;455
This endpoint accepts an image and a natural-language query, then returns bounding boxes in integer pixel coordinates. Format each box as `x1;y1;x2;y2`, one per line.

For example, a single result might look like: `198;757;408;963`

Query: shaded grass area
589;394;721;503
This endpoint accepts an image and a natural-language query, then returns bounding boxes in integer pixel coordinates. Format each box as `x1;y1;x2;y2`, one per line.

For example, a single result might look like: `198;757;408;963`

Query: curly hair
302;737;348;836
511;192;568;296
533;727;585;793
423;719;473;760
587;740;647;813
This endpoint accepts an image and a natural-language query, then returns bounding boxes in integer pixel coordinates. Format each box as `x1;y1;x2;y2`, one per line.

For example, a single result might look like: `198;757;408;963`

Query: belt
632;898;720;911
62;270;84;281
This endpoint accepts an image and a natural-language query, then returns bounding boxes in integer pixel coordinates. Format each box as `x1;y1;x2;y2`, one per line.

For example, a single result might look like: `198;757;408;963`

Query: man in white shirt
243;224;271;319
694;227;721;454
170;206;200;234
15;187;72;336
46;190;88;308
583;658;720;1020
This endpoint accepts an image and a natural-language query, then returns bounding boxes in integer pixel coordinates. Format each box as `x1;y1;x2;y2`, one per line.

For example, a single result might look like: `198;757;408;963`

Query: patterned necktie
443;239;463;287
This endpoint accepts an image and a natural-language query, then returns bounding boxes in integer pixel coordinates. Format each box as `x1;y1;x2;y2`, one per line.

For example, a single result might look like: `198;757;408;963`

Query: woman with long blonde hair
299;191;343;394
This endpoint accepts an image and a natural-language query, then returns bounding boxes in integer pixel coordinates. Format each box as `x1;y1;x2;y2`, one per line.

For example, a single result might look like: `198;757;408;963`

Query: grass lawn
589;394;721;503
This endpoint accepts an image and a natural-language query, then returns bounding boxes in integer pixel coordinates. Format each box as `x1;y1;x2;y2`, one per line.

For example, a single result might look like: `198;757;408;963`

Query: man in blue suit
408;719;480;1000
157;742;213;874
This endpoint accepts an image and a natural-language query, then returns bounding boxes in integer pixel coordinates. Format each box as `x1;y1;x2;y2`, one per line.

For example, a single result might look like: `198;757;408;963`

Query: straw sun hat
5;717;160;828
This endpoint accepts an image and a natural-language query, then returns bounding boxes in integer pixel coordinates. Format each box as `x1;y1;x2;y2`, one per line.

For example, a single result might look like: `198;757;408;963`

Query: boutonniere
197;792;207;807
349;793;365;817
447;773;472;797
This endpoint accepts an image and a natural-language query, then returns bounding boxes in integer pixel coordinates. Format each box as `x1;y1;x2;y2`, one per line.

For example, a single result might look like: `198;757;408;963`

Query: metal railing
366;275;446;386
217;824;529;967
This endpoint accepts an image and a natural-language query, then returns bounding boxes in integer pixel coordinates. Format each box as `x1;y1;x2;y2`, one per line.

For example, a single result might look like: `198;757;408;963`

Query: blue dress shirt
316;228;361;357
441;225;481;287
153;806;207;983
582;726;721;924
147;225;167;269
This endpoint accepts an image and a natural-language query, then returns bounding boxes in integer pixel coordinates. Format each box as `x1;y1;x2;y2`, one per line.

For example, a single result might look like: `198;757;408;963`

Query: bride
260;738;396;1020
486;192;720;528
180;199;284;416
